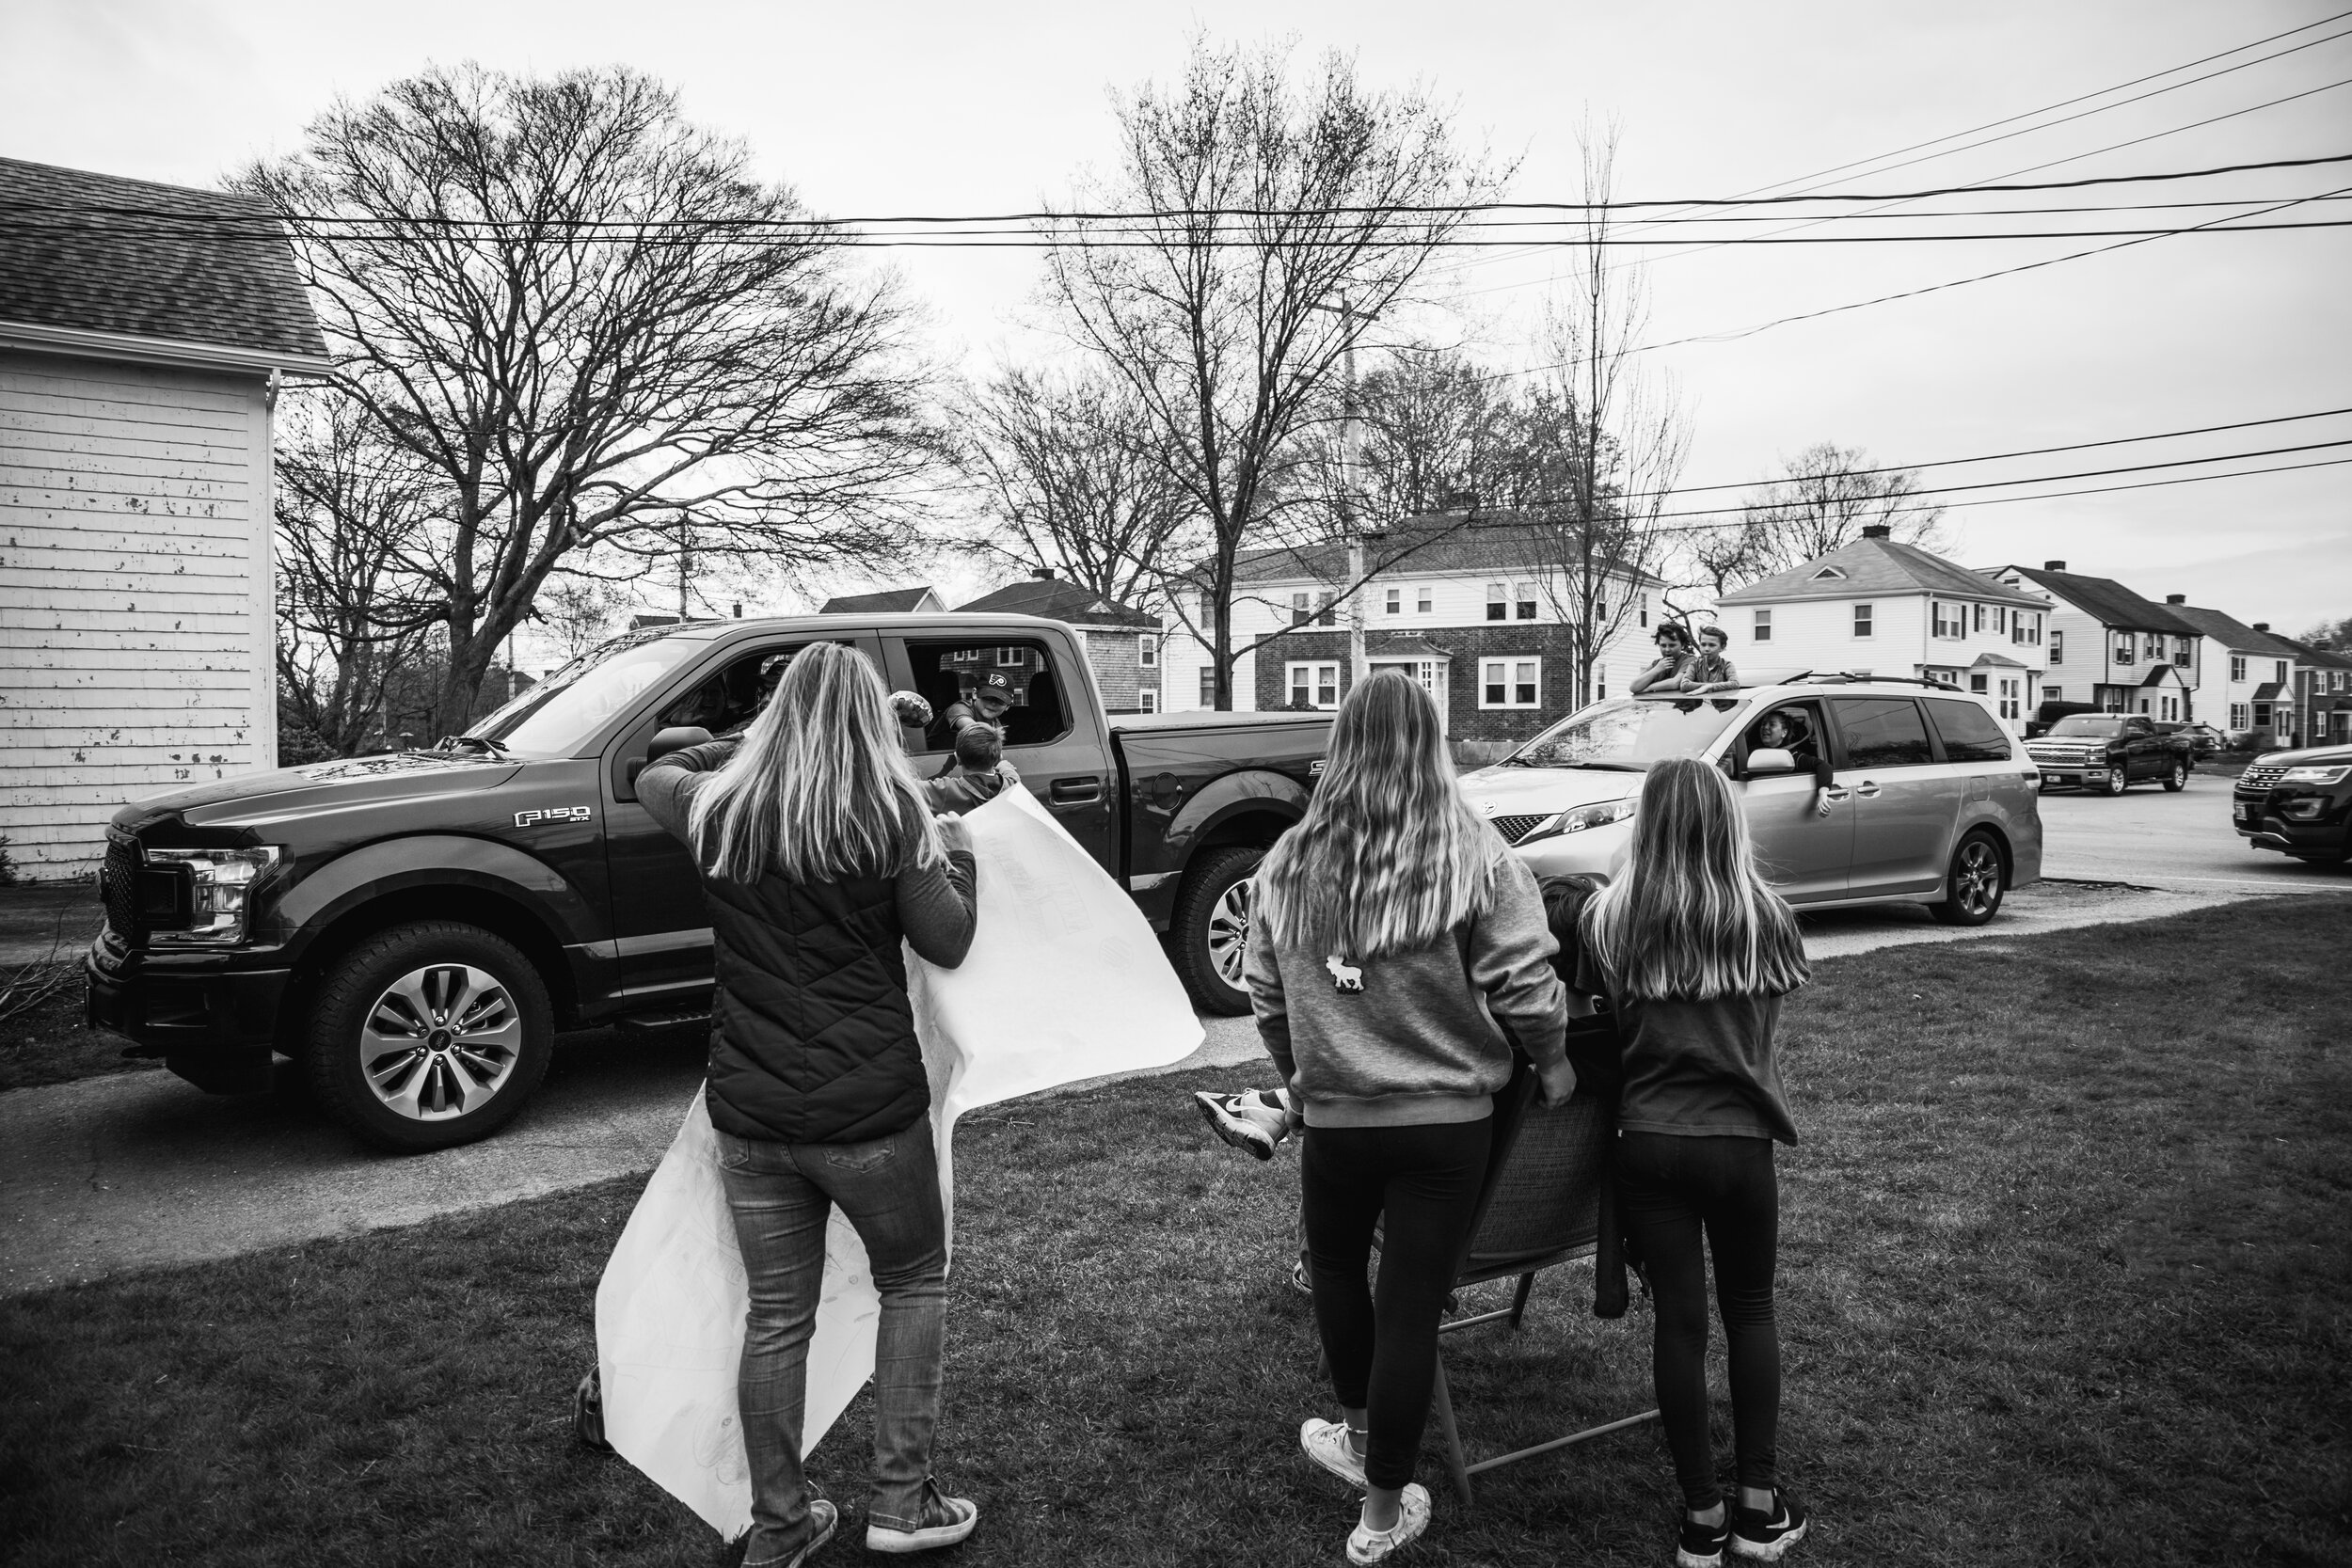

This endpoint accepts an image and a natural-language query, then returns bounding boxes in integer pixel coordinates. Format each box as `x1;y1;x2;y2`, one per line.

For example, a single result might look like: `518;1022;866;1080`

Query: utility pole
1311;294;1376;693
675;513;692;622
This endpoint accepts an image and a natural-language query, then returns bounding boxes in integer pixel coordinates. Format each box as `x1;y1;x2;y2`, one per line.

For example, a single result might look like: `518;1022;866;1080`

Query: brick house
2280;640;2352;746
0;156;329;879
1982;562;2201;721
1161;514;1663;745
955;573;1163;714
2166;602;2304;748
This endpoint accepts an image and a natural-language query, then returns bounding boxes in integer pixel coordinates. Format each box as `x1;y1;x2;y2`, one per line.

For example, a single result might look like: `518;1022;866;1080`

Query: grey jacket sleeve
1245;927;1295;1083
1468;848;1569;1069
636;739;739;848
895;837;978;969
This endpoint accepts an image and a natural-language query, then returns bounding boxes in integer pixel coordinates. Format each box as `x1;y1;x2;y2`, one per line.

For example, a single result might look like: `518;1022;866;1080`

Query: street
2036;768;2351;896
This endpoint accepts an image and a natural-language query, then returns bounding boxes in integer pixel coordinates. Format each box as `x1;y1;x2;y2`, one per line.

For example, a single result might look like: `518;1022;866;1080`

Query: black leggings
1299;1117;1492;1490
1617;1132;1781;1511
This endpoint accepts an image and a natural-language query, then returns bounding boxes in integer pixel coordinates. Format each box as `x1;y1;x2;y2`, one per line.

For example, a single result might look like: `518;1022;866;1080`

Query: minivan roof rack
1770;672;1947;689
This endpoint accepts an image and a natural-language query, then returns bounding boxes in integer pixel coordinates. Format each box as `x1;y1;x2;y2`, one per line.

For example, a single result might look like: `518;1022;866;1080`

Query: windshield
2047;716;2124;737
465;630;702;756
1505;697;1746;769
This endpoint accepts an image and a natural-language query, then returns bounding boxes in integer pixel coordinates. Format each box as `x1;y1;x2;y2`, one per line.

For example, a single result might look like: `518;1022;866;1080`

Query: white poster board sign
595;785;1203;1536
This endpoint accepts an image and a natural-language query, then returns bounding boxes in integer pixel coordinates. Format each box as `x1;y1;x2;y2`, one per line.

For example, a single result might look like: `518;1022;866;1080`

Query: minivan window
468;632;701;755
1924;698;2012;763
1831;697;1935;768
1505;696;1743;770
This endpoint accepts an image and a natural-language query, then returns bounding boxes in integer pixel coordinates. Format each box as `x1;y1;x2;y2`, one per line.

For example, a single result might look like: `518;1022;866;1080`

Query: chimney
1030;568;1056;580
2252;622;2269;632
1860;524;1891;539
2165;594;2185;604
2043;560;2066;571
732;602;743;618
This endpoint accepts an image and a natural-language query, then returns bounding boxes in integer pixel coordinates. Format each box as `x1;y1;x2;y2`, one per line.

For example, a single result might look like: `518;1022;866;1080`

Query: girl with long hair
1246;670;1575;1564
639;641;982;1567
1575;756;1812;1567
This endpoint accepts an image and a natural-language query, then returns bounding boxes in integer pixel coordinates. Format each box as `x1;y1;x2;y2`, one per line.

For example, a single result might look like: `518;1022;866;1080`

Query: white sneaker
1346;1484;1431;1563
1194;1089;1290;1160
865;1486;977;1554
1299;1416;1368;1489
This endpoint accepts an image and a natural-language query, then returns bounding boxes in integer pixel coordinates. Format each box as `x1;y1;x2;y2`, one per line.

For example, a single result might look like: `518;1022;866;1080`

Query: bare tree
1289;343;1510;531
1511;124;1690;706
1694;443;1949;593
244;65;938;730
531;573;630;661
957;366;1199;608
273;388;441;756
1042;39;1500;706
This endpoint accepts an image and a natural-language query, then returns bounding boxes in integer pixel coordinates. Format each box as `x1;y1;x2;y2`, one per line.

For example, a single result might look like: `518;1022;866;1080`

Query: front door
1733;699;1851;903
1370;658;1450;736
597;633;883;1004
1828;695;1963;896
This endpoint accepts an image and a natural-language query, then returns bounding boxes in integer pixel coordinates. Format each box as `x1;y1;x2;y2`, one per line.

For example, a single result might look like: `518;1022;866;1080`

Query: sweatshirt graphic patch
1325;955;1364;993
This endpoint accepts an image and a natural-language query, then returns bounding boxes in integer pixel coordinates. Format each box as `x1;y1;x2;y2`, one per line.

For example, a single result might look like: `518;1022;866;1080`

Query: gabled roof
2251;681;2286;702
819;586;942;614
2137;662;2190;688
1717;536;2045;608
1986;565;2200;635
956;577;1157;629
2279;638;2352;672
1228;511;1666;589
2167;603;2301;656
0;155;327;368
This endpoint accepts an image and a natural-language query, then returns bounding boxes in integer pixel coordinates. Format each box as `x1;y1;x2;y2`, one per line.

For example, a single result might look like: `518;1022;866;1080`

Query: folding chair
1422;1049;1659;1506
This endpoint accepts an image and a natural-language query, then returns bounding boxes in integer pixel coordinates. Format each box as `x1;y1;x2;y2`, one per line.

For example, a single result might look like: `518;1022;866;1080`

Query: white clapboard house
0;156;329;879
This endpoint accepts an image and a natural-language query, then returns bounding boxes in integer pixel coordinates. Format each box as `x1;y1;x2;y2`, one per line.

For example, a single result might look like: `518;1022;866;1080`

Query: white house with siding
0;156;328;879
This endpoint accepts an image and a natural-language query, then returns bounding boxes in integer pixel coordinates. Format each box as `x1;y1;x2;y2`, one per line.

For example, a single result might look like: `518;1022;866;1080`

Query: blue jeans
715;1117;949;1565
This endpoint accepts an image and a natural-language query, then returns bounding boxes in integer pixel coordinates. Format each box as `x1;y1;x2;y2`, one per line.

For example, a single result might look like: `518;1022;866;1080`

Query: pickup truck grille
102;832;137;936
1488;814;1550;845
2236;764;2287;794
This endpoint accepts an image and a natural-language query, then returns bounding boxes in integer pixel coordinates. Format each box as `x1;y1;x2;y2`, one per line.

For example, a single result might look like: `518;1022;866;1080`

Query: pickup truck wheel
2162;760;2187;792
1929;830;2007;927
1170;845;1263;1017
303;921;554;1152
2103;768;2130;797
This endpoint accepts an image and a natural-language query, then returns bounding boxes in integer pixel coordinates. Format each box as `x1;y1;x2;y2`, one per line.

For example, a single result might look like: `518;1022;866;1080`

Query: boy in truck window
922;722;1019;813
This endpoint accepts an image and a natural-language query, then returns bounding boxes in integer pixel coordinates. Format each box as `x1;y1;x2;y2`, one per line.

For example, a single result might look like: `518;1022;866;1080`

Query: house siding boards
2168;602;2302;746
1;352;275;878
1987;566;2200;717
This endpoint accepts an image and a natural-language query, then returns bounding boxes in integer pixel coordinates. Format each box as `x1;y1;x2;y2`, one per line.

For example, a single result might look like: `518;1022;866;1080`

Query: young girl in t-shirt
1575;755;1813;1567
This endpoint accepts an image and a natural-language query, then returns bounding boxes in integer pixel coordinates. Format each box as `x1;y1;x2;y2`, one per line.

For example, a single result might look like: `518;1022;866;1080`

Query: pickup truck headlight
2280;766;2350;785
1518;799;1637;844
145;847;280;944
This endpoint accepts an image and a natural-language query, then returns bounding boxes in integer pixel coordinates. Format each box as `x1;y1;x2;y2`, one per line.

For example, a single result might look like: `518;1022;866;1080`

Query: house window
1480;657;1540;708
1811;566;1845;580
1515;583;1538;621
1416;585;1433;614
1932;601;1961;639
2230;654;2246;682
1972;603;1985;632
1137;689;1158;714
1291;592;1311;627
2174;638;2191;665
1639;594;1650;628
1486;582;1506;622
1753;609;1772;642
2146;634;2163;660
1288;661;1340;710
1597;665;1608;700
1852;604;1874;639
1316;592;1336;627
997;646;1024;667
1969;673;1989;694
2114;634;2135;666
1594;594;1608;622
2043;686;2063;702
1384;587;1402;615
2049;629;2064;666
1999;677;2021;721
1995;607;2007;634
1138;636;1156;668
2277;660;2290;685
1200;667;1217;706
2231;703;2249;730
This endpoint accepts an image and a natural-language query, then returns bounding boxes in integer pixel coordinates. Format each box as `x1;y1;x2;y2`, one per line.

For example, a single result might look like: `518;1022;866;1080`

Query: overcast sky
5;0;2346;631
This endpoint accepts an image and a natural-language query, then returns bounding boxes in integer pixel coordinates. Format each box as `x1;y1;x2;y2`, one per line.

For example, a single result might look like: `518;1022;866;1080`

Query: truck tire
2162;759;2187;792
303;921;555;1152
1929;830;2007;927
2103;768;2130;797
1169;845;1263;1017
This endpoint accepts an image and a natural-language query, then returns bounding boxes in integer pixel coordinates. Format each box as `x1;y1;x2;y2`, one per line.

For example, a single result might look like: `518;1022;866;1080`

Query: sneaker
1194;1088;1288;1159
1677;1508;1730;1568
760;1497;836;1568
1729;1489;1807;1560
865;1482;977;1554
1345;1483;1431;1564
1291;1252;1314;1297
573;1366;612;1453
1299;1416;1369;1490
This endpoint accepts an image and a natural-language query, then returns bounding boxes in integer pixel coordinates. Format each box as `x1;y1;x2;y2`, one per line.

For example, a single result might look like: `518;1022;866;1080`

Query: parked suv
1457;676;2042;926
86;614;1328;1149
2232;743;2352;867
2026;713;2193;795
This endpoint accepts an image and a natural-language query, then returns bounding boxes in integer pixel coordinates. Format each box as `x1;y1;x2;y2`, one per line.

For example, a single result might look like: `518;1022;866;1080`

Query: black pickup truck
2024;712;2195;796
86;613;1328;1150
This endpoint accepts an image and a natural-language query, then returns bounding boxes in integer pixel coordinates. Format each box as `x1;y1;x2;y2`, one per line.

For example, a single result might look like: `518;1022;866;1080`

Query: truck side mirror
628;725;716;786
1744;747;1798;776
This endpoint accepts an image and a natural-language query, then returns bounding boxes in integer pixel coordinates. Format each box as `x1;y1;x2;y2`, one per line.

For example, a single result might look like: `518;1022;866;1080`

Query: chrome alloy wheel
1952;837;2002;919
1206;877;1254;990
359;963;523;1120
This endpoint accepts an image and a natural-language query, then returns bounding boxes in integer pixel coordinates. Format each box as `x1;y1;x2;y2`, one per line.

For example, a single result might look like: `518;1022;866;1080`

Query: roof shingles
0;156;326;362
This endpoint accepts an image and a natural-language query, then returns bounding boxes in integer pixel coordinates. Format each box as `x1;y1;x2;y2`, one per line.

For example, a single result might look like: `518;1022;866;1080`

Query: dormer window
1811;566;1846;580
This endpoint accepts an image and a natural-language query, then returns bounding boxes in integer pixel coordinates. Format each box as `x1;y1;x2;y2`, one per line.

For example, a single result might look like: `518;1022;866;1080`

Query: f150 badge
515;806;594;828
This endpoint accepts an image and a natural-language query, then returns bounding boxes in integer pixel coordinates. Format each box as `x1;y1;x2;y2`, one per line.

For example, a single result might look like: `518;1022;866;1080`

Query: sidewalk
0;883;102;969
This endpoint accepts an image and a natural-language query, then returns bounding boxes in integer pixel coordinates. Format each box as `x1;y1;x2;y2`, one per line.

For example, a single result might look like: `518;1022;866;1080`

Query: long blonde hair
1581;755;1808;1002
1254;669;1493;960
686;641;944;884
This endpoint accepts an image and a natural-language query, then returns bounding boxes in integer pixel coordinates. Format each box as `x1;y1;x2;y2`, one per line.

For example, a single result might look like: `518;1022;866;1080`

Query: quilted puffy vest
700;866;931;1146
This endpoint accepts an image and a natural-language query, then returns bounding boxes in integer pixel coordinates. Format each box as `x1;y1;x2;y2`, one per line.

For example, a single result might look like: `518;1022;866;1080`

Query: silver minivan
1457;676;2043;926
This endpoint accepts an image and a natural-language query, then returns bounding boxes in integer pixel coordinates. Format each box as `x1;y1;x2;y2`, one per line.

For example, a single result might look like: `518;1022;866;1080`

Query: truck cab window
902;638;1073;752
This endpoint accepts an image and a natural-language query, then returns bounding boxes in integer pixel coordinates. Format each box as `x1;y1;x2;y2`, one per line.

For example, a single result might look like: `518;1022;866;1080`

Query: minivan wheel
1930;831;2007;927
2104;769;2130;797
2163;760;2187;792
1169;845;1263;1017
304;921;554;1152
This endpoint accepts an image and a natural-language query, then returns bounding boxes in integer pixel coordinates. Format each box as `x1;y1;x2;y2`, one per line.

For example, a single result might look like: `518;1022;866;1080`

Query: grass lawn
3;897;2347;1566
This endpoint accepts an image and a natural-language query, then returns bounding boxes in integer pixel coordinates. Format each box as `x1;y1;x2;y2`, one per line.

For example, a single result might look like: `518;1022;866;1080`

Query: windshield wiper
437;734;512;757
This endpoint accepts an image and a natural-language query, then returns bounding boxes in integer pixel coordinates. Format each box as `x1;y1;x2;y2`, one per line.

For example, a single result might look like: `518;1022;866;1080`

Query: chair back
1454;1022;1616;1283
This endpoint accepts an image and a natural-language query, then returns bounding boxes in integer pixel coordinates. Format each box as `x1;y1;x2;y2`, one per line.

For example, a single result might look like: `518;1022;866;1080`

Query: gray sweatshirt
1245;838;1568;1129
